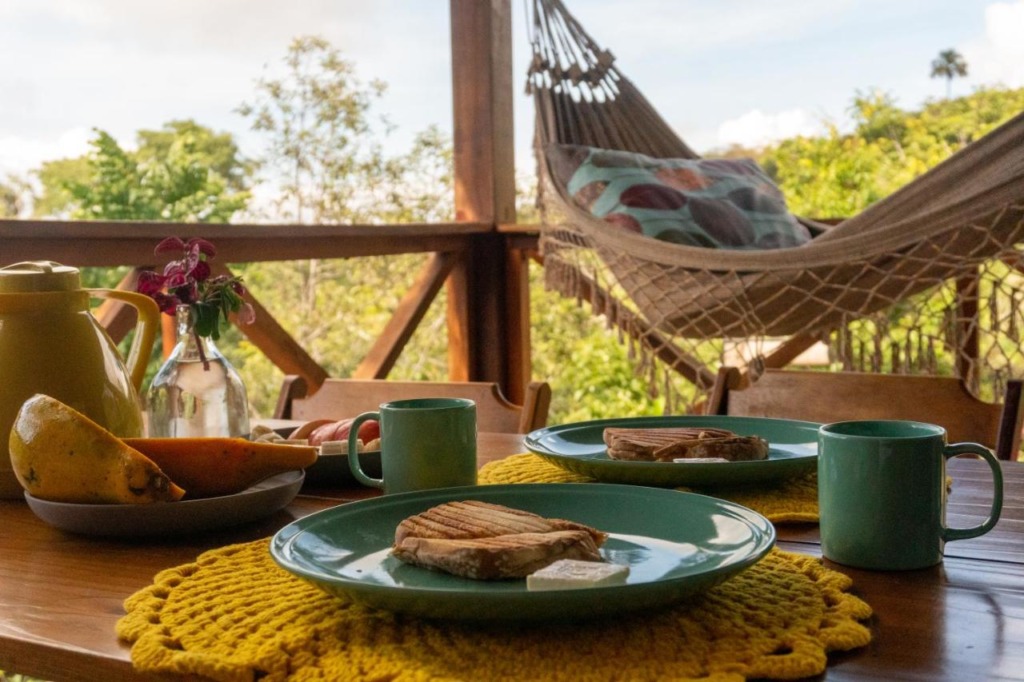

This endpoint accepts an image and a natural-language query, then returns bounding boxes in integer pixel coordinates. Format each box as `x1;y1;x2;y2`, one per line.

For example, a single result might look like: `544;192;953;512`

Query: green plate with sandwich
525;416;820;487
271;483;774;620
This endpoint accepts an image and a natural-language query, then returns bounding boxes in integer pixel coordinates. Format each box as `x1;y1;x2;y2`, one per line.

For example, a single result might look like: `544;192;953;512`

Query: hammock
529;0;1024;404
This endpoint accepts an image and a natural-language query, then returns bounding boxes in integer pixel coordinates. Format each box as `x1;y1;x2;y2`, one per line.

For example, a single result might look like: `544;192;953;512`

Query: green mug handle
942;442;1004;542
347;411;383;490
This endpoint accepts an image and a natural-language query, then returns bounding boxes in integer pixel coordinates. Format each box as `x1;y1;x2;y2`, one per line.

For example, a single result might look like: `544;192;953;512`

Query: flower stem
193;328;211;371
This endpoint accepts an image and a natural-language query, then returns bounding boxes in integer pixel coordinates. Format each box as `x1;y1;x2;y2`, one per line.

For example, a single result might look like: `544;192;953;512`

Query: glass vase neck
173;305;219;365
175;305;193;339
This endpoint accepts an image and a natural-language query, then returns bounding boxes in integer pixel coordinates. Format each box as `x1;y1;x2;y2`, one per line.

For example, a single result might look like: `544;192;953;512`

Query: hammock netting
529;0;1024;410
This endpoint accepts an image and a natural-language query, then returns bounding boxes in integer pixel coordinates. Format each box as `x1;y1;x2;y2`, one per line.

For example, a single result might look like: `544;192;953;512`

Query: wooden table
0;434;1021;681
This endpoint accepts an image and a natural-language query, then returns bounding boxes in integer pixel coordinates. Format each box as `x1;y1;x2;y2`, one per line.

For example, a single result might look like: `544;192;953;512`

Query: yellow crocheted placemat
479;454;820;524
118;539;871;682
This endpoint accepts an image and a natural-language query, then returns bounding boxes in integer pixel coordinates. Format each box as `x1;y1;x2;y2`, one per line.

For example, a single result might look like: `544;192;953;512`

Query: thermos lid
0;261;82;293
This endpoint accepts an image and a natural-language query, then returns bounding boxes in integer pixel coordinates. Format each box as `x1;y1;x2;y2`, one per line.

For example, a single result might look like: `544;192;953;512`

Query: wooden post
448;0;528;402
448;0;528;401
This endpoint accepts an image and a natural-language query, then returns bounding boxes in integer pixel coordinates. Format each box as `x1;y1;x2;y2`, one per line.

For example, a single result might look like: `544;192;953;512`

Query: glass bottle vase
145;306;251;438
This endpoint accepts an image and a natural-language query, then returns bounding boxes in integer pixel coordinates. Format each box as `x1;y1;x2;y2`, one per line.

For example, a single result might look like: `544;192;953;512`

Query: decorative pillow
546;144;812;249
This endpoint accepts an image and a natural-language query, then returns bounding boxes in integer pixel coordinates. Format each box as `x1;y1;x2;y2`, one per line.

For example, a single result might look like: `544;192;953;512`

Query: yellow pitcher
0;261;159;499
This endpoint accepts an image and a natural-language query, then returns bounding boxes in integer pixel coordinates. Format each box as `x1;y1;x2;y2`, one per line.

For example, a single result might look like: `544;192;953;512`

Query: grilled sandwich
392;501;608;580
604;426;769;462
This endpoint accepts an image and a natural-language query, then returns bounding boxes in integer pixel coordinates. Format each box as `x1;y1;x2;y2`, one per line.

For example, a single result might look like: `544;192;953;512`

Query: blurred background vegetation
2;38;1022;425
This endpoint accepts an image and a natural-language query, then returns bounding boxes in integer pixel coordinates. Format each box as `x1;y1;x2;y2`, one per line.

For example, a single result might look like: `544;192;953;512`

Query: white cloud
715;109;823;149
962;0;1024;87
0;128;92;177
576;0;863;57
0;1;452;177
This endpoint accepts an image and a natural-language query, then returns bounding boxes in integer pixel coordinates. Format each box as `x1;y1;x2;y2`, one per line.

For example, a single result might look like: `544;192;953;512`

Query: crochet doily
118;539;871;682
479;453;820;524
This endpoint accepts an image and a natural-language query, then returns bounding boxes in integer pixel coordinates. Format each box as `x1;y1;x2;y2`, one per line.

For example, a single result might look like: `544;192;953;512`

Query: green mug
818;420;1003;570
347;397;477;494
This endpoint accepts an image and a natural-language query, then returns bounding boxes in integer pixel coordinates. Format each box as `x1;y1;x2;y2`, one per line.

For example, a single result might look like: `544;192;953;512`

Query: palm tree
930;49;968;99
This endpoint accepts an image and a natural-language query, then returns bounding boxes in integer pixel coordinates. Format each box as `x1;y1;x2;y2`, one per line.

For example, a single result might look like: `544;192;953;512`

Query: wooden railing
0;220;540;405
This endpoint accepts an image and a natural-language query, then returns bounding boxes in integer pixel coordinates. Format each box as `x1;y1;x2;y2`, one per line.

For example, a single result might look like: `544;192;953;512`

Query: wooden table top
0;433;1021;681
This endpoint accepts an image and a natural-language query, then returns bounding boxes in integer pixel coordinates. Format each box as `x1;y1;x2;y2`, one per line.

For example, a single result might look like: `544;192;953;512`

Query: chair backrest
274;377;552;435
707;368;1024;461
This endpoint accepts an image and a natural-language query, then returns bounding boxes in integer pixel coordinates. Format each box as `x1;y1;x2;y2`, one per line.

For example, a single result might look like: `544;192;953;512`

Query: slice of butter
526;559;630;591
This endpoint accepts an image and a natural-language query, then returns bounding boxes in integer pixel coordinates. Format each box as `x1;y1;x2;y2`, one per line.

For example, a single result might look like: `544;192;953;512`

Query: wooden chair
706;368;1024;461
273;377;552;434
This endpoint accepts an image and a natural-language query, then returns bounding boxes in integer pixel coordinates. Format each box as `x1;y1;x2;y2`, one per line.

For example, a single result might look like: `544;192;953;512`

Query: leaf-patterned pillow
547;144;812;249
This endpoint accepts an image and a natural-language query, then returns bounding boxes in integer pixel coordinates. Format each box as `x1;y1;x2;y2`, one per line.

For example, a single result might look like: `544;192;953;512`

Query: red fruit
357;419;380;443
306;418;380;446
307;421;340;446
326;418;355;442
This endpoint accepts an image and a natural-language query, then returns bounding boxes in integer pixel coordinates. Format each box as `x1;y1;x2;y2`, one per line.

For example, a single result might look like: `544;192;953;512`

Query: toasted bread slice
392;501;609;580
604;426;768;462
393;529;603;580
395;500;607;545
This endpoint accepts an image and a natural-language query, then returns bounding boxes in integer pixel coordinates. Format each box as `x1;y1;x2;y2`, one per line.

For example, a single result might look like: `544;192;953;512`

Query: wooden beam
0;219;485;266
760;333;822;370
503;244;532;404
448;0;522;390
353;252;458;379
93;268;143;344
209;264;329;392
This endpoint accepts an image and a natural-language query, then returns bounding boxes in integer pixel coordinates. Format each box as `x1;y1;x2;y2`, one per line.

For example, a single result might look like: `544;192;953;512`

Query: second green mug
347;397;477;494
818;420;1003;570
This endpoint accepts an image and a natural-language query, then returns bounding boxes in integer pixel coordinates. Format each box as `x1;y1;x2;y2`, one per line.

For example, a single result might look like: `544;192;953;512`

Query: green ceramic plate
525;416;820;487
270;483;774;620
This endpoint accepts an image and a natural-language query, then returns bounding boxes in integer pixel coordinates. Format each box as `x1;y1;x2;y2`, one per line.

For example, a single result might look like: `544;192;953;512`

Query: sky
1;0;1023;187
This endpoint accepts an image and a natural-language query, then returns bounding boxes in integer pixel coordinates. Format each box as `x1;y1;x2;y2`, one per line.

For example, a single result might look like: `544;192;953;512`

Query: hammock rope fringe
530;0;1024;407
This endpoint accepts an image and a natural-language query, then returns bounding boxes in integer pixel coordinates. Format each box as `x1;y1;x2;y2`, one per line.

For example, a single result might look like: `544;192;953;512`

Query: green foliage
529;270;670;423
135;120;256;193
33;157;90;217
35;120;251;222
760;86;1024;219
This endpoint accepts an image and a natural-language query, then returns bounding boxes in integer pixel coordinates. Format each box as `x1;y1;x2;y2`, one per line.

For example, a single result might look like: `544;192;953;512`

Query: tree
761;86;1024;219
233;36;459;414
35;121;252;222
930;49;968;99
0;175;31;217
135;120;256;194
237;35;390;224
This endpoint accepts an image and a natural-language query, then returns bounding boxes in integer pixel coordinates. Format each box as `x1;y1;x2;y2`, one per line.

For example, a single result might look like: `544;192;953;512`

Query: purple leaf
154;236;186;255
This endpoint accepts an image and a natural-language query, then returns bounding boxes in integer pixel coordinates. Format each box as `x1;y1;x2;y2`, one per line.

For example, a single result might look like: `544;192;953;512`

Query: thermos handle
88;289;161;392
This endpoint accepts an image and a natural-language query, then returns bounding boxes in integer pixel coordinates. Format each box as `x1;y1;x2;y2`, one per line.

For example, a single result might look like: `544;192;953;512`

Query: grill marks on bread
392;501;608;580
394;500;603;544
604;426;769;462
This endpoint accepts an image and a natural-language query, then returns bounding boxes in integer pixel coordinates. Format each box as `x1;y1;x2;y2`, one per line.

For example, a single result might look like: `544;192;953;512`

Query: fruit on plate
302;418;381;447
123;437;318;498
9;394;185;504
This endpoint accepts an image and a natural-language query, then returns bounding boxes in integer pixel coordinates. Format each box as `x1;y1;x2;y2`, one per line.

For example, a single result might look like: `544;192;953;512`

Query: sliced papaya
123;437;317;498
